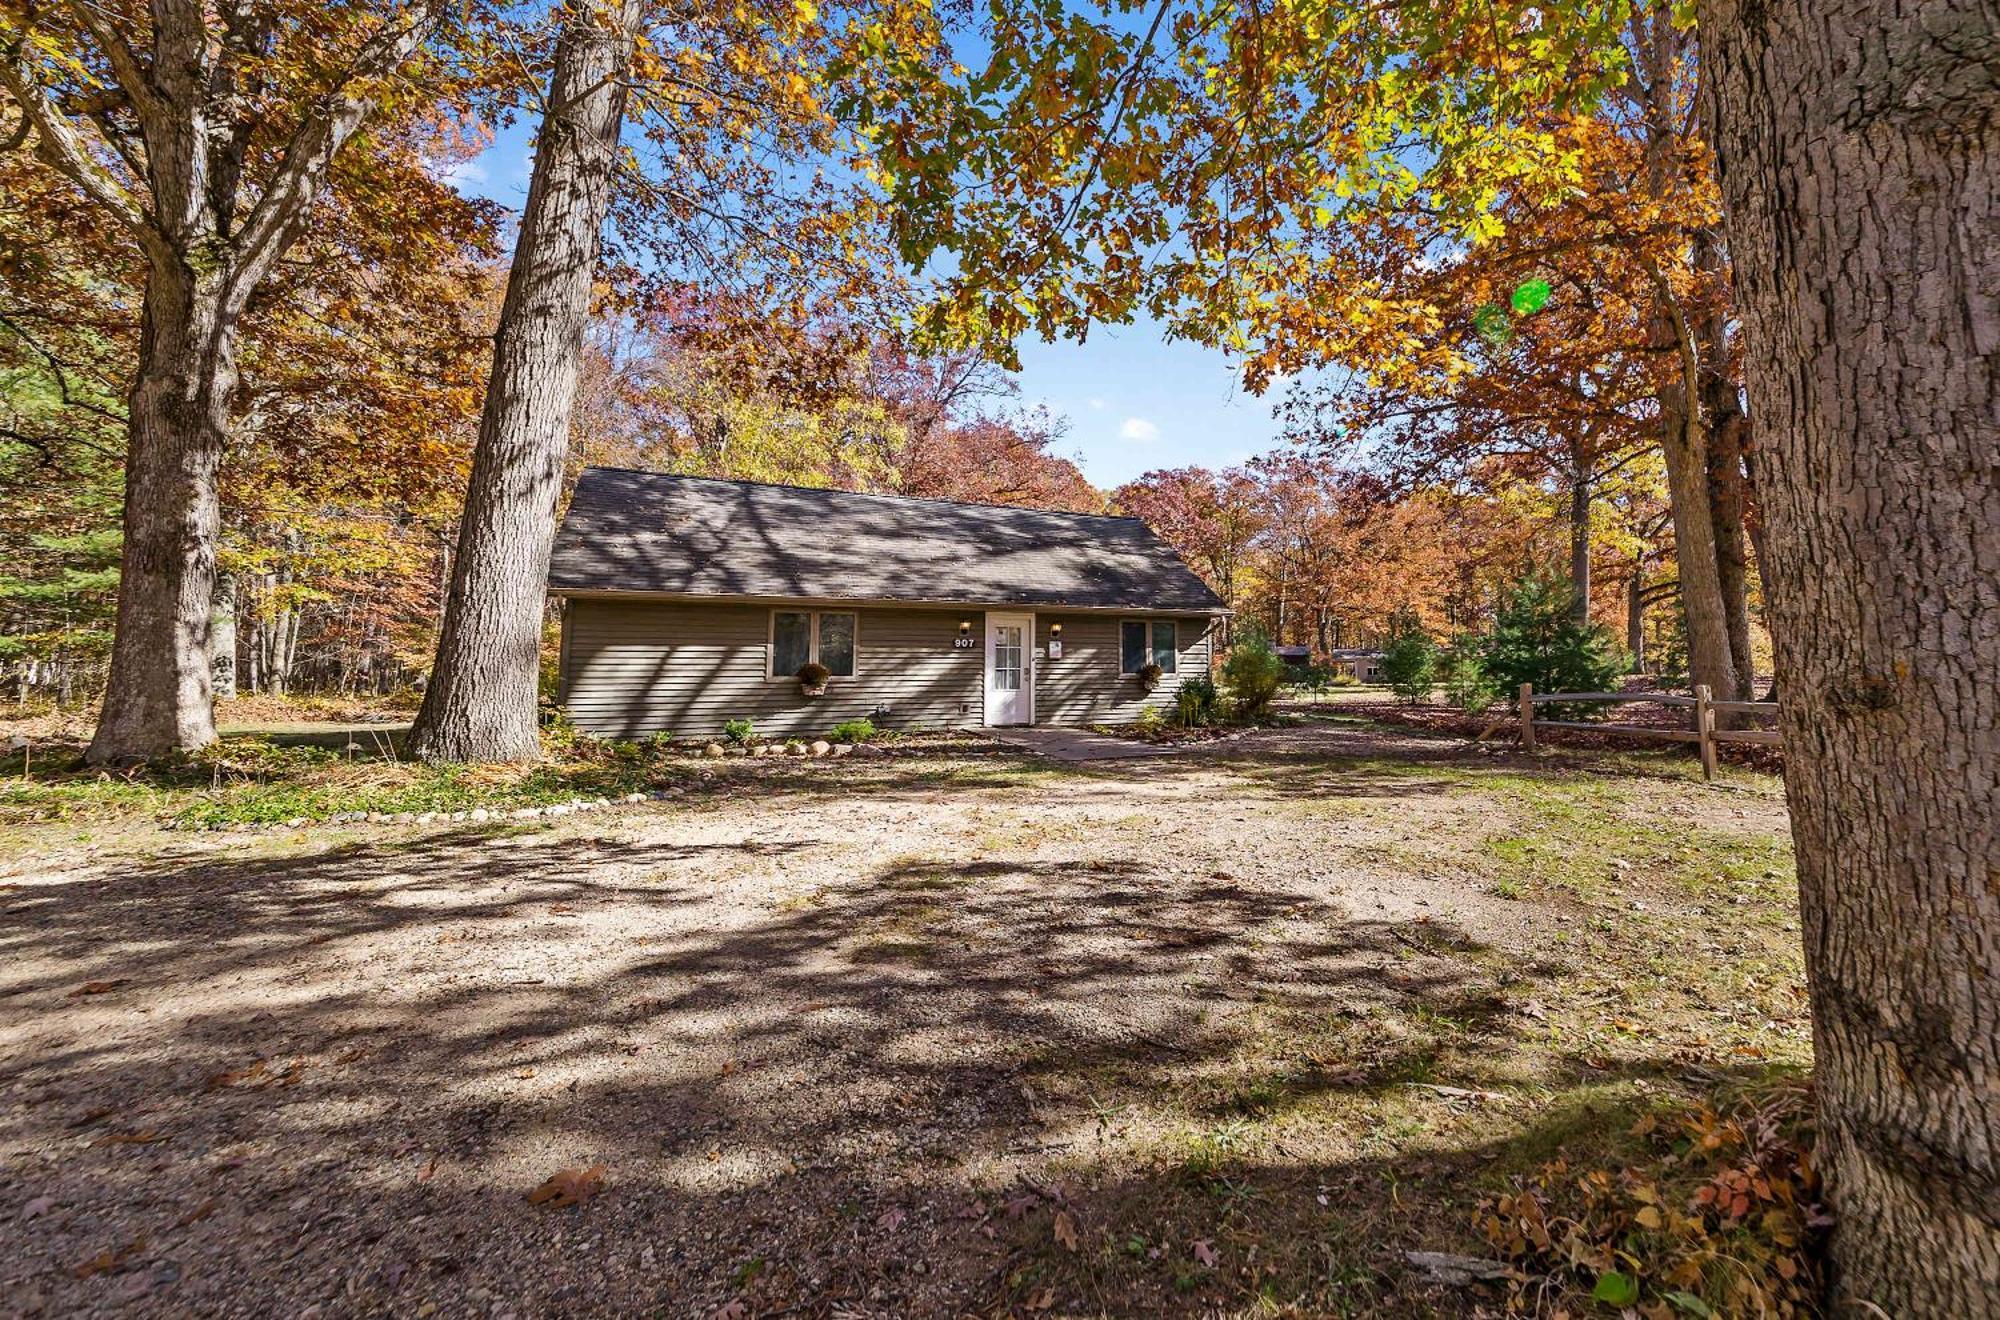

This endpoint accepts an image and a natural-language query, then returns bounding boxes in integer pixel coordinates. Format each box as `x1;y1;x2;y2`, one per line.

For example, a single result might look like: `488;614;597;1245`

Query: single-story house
1327;647;1387;682
548;469;1230;738
1275;644;1313;674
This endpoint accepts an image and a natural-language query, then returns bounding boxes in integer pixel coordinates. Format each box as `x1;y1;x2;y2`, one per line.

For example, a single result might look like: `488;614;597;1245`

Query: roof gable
548;469;1227;612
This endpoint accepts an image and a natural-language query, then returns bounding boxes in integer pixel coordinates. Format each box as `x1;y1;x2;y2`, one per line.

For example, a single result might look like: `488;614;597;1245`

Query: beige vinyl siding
561;600;982;738
1033;614;1215;726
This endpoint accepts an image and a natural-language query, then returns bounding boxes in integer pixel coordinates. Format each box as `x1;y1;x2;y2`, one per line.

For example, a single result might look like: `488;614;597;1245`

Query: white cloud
441;157;488;190
1087;397;1108;410
1119;416;1160;442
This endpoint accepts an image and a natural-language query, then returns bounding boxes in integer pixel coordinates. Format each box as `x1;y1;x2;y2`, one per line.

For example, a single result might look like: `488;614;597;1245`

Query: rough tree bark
1699;0;1999;1310
410;0;640;762
0;2;447;761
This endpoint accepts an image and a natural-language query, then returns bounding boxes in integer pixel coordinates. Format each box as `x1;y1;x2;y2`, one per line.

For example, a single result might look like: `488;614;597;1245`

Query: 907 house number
952;636;977;648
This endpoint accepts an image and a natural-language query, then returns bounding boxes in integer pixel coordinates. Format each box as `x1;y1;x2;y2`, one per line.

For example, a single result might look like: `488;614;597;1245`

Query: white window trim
1118;618;1179;676
767;608;860;681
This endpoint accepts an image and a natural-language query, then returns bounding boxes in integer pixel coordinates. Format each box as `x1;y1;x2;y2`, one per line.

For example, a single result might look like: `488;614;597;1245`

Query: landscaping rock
809;740;831;757
704;743;726;758
1404;1251;1510;1286
832;744;852;757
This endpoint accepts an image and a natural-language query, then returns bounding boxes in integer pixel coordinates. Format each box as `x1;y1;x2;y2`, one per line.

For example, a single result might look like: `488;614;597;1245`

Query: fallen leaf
1192;1238;1219;1267
876;1205;906;1231
418;1155;439;1182
1592;1270;1640;1307
711;1302;747;1320
67;1106;114;1129
93;1128;166;1147
207;1060;270;1090
527;1164;605;1208
24;1194;54;1219
72;1237;145;1278
1027;1287;1056;1310
69;980;129;997
1052;1210;1079;1251
175;1198;219;1227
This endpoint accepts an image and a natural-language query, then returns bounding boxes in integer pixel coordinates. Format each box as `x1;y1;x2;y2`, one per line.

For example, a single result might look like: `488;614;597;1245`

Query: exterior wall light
1049;622;1063;636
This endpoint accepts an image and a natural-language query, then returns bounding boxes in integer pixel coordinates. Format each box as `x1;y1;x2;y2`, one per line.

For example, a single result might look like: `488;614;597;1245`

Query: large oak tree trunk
7;2;448;763
410;1;639;763
86;267;234;761
1699;0;2000;1310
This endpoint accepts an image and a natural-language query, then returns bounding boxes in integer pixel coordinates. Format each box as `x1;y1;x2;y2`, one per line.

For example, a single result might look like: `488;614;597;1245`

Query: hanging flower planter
1136;662;1164;694
797;662;832;697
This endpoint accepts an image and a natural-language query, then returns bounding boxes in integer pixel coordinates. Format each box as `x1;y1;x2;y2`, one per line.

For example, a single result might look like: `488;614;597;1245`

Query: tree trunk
1699;0;2000;1310
1568;434;1593;624
410;0;639;763
1626;562;1647;672
86;268;232;762
1695;230;1758;702
211;572;238;701
1654;293;1742;702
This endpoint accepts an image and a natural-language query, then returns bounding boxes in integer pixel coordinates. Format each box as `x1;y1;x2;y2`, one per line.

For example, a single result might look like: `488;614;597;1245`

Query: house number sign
952;636;977;648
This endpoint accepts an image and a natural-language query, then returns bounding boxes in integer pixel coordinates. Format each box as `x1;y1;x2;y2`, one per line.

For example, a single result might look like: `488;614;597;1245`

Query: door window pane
773;611;811;676
817;613;856;677
1153;620;1178;673
1120;620;1147;673
995;625;1022;689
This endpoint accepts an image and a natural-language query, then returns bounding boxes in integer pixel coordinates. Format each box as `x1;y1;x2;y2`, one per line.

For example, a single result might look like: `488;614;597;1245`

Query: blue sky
450;125;1292;491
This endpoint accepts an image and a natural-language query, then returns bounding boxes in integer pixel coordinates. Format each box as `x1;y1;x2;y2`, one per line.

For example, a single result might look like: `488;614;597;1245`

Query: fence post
1519;682;1536;751
1694;683;1717;782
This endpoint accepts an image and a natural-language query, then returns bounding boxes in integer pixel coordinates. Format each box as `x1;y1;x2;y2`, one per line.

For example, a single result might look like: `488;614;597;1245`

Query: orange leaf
1052;1210;1078;1251
93;1128;166;1147
72;1237;144;1277
69;980;129;997
527;1163;606;1208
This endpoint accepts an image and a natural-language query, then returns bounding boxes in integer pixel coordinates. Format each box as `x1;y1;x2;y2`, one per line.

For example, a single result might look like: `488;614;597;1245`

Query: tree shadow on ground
0;735;1789;1318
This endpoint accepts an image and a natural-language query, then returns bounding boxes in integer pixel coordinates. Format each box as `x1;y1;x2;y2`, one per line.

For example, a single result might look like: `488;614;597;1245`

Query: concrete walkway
986;726;1179;762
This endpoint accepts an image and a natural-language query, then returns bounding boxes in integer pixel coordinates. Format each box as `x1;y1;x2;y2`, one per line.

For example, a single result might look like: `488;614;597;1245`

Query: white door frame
983;611;1035;726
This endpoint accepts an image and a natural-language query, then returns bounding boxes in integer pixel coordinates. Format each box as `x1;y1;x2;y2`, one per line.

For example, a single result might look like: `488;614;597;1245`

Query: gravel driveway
0;722;1784;1317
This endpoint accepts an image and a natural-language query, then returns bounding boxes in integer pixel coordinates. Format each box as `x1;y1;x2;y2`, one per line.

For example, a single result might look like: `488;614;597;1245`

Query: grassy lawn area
0;718;1817;1317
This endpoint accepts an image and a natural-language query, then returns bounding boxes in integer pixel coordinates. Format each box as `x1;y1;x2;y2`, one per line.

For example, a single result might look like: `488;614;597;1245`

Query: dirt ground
0;717;1807;1318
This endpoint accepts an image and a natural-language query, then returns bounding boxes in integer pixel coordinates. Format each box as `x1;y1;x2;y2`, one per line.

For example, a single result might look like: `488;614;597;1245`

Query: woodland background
0;0;1759;714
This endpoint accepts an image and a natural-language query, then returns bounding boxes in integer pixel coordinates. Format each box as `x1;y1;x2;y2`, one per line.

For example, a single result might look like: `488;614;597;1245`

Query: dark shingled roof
548;468;1228;612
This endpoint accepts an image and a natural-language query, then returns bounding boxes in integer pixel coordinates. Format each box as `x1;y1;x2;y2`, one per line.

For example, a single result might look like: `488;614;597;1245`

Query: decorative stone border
163;741;882;836
170;790;667;836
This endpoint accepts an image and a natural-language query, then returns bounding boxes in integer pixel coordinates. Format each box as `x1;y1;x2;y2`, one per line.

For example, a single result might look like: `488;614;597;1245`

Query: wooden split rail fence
1512;683;1780;781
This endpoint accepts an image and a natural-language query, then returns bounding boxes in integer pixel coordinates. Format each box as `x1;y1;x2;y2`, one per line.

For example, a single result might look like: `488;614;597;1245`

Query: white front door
984;612;1033;726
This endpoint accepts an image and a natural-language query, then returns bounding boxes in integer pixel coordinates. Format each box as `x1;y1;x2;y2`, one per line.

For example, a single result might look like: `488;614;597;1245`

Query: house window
1120;619;1177;674
770;610;857;678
